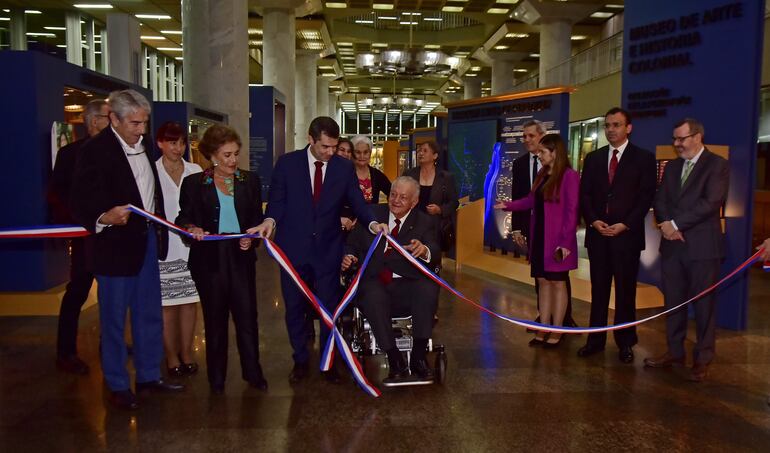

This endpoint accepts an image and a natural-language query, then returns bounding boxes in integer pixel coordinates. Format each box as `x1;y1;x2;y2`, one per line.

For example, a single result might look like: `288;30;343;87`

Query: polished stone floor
2;250;770;452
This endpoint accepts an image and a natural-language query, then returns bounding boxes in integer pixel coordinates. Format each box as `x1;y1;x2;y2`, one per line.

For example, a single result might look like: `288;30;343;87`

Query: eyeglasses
672;133;696;143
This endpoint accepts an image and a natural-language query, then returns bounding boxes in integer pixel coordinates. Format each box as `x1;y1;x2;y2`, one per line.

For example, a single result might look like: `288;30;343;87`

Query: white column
181;0;210;105
85;19;96;70
158;56;168;101
176;65;184;101
491;58;513;95
106;13;142;84
463;77;482;99
167;62;176;101
539;19;572;87
149;52;158;101
263;8;296;152
316;77;329;119
65;11;82;66
100;29;109;74
10;9;26;51
329;93;337;119
295;52;318;149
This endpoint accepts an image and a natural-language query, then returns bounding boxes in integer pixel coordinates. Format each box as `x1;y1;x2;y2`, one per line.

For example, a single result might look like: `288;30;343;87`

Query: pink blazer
503;168;579;272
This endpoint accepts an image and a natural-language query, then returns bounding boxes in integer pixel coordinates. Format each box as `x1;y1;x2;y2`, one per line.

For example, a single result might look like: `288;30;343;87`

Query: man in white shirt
71;89;182;410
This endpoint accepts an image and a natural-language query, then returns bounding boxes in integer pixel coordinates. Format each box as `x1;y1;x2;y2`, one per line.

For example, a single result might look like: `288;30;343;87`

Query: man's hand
188;226;208;241
100;205;131;226
341;217;355;231
404;239;429;259
249;219;275;239
667;230;685;242
659;220;677;238
239;237;252;250
758;238;770;261
604;223;629;237
426;204;441;215
341;254;358;272
371;222;389;235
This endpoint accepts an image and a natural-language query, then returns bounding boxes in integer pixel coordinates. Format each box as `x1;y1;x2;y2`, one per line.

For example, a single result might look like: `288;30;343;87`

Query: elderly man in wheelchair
341;176;442;386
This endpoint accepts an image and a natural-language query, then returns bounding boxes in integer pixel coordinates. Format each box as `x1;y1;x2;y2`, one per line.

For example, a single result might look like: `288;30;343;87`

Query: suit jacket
580;143;657;251
653;148;729;260
510;151;539;234
49;137;90;224
503;168;580;272
345;204;441;280
176;169;263;276
70;127;168;276
402;167;459;223
265;147;375;276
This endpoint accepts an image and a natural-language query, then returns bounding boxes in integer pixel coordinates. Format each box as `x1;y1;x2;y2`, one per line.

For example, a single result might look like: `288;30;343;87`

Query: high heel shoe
529;337;546;347
181;362;199;375
543;335;563;349
167;365;185;377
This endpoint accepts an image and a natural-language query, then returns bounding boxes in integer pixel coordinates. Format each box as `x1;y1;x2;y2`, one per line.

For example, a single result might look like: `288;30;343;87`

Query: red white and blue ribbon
0;225;90;239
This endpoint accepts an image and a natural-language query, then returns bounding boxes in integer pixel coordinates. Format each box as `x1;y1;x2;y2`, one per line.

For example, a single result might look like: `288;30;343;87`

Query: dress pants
280;265;340;365
357;276;439;351
95;227;162;391
585;246;640;349
661;253;720;365
57;237;94;358
193;242;262;388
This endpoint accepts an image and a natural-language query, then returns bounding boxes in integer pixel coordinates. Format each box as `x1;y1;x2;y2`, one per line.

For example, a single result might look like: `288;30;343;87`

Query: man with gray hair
71;89;182;409
342;176;440;385
49;99;110;375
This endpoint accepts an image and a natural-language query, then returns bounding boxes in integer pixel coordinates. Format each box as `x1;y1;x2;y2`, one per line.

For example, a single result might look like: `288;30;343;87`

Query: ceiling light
298;30;321;40
141;36;165;40
337;42;353;46
302;42;325;50
505;33;529;38
157;47;183;52
402;12;421;16
26;32;56;37
399;21;419;25
606;4;624;8
590;12;614;18
514;69;528;72
423;17;443;21
135;14;172;20
249;40;262;46
424;44;441;49
373;4;395;10
454;51;469;56
248;28;262;35
494;45;509;50
571;35;588;40
465;73;477;77
73;4;113;8
355;19;374;24
442;6;463;12
24;10;42;14
0;17;9;21
175;57;183;60
378;16;398;20
325;2;347;8
471;66;481;71
530;53;540;58
372;43;388;48
44;26;67;31
161;30;183;35
487;8;509;14
56;44;67;48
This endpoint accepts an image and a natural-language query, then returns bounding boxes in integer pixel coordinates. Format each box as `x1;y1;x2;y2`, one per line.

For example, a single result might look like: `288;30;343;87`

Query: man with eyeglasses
48;99;110;375
251;116;387;384
577;107;657;364
645;118;729;382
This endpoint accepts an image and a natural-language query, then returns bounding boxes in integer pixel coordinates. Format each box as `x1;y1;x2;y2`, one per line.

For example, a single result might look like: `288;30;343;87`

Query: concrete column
100;29;109;74
463;77;482;99
491;58;513;95
140;47;148;88
316;77;329;120
106;13;142;84
65;12;82;66
10;10;26;51
539;19;572;87
181;0;210;105
176;65;184;100
263;8;296;152
295;51;318;149
85;19;96;70
158;56;168;101
329;93;337;119
148;52;158;100
167;61;176;101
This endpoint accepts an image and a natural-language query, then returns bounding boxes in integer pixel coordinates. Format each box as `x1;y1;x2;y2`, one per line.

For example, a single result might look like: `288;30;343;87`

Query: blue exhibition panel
248;86;286;195
0;51;151;291
622;0;764;330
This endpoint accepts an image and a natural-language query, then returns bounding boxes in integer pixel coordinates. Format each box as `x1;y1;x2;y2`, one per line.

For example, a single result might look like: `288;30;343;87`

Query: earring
212;159;218;166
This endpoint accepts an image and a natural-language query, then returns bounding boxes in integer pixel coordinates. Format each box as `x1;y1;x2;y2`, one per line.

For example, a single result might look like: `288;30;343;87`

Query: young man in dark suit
341;176;440;384
578;107;657;363
645;118;729;382
71;90;182;410
48;99;110;375
252;117;387;383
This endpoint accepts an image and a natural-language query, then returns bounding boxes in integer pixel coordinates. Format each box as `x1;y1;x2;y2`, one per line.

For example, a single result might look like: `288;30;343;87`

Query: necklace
214;172;234;194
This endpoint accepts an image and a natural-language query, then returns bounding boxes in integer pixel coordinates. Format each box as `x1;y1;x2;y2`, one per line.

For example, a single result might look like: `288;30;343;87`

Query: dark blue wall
0;51;150;291
248;86;282;195
622;0;764;330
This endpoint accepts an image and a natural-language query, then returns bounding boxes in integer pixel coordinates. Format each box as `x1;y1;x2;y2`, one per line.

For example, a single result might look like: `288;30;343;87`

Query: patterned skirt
158;259;199;306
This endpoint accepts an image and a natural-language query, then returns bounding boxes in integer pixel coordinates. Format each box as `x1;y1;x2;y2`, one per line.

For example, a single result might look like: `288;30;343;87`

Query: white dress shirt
608;139;629;169
307;146;327;189
528;152;542;189
156;157;202;261
386;209;431;278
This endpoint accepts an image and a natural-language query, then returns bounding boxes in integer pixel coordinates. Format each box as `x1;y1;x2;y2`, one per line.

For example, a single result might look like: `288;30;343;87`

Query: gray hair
351;134;373;151
392;176;420;200
108;89;151;120
522;119;546;135
83;99;108;124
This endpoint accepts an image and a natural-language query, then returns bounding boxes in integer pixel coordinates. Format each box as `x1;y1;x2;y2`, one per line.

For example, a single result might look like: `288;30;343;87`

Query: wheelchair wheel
434;346;447;384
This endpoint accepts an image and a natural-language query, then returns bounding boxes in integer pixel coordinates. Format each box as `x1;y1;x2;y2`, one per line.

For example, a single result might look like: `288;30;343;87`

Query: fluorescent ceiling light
298;30;321;40
355;20;374;24
496;0;518;3
135;14;172;20
0;17;11;21
471;66;481;71
337;42;353;46
442;6;463;12
44;26;67;30
606;4;624;8
372;42;388;47
249;40;262;46
399;21;418;25
161;30;183;35
487;8;509;14
26;32;56;37
514;69;528;72
25;10;42;14
157;47;183;51
141;36;165;40
424;44;441;49
465;73;477;77
505;33;529;38
571;35;588;40
378;16;397;20
529;53;540;58
402;12;421;15
373;4;395;10
494;45;509;50
423;17;443;21
590;12;614;18
325;2;347;8
74;4;113;8
56;44;67;48
248;28;262;35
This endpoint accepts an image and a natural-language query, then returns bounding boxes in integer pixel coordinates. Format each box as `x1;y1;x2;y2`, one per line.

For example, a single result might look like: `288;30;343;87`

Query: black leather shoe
383;363;410;385
322;367;341;384
135;379;185;393
618;347;634;364
248;376;268;391
181;362;199;375
410;359;435;381
577;344;605;358
289;362;309;383
56;355;90;375
109;390;139;410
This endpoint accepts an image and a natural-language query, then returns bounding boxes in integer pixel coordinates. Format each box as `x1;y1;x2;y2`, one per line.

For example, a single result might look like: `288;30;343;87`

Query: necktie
681;160;694;187
531;154;538;188
379;218;401;285
313;161;323;204
608;149;619;185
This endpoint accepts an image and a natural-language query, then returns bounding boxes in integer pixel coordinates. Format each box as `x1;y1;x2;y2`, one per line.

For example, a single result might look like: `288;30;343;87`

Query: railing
512;31;623;91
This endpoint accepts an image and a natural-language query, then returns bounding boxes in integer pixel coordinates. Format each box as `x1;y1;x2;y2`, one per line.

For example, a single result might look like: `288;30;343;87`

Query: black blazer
176;169;263;275
510;151;539;234
402;166;459;223
70;127;168;276
653;148;729;260
580;143;657;251
49;137;89;224
365;165;392;204
345;204;441;279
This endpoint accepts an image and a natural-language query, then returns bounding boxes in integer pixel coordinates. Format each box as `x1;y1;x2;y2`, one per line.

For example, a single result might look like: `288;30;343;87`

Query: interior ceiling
0;0;624;98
